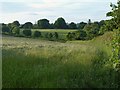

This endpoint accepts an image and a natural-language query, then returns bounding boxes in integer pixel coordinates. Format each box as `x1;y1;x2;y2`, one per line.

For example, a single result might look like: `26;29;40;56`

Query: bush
45;33;49;38
76;30;87;40
2;25;11;34
99;26;105;35
12;26;20;36
48;33;53;39
33;31;41;37
54;32;59;39
22;29;32;37
66;32;76;40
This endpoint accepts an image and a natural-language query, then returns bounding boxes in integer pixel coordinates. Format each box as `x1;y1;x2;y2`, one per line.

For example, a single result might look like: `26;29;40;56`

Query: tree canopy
77;22;87;30
68;22;77;29
23;22;33;29
13;21;20;27
54;17;68;29
37;19;50;29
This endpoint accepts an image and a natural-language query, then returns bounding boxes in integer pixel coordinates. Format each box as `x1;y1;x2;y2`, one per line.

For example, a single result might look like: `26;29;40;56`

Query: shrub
66;32;76;40
2;25;11;34
48;33;53;39
45;33;49;38
33;31;41;37
12;26;20;36
75;30;87;40
54;32;59;39
22;29;32;37
99;26;105;35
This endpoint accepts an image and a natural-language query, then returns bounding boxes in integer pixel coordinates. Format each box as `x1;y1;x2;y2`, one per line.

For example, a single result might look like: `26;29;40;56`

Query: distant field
2;32;117;88
32;29;78;33
19;29;78;40
31;29;78;39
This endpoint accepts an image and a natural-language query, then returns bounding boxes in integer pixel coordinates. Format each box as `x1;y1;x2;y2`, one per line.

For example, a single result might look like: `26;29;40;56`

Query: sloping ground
68;31;113;44
93;31;113;44
2;31;117;88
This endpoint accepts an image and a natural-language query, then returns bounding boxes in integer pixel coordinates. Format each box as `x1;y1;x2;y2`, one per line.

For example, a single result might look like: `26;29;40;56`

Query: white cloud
1;11;59;24
0;0;117;24
28;0;64;9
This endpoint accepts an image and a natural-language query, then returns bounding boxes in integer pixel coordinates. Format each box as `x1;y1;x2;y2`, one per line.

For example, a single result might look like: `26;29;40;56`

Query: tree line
2;16;108;41
2;2;119;41
2;17;106;30
2;17;82;31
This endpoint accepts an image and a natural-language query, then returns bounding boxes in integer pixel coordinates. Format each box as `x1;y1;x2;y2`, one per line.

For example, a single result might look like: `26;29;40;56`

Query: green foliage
110;29;120;88
99;20;105;27
44;32;54;40
44;32;59;41
12;21;20;27
37;19;50;29
33;23;38;29
22;29;32;37
22;22;33;29
105;19;117;31
83;24;93;39
66;30;87;40
107;1;120;74
3;18;104;41
66;32;76;40
68;22;77;29
45;32;49;38
77;22;87;30
12;26;20;36
111;29;120;71
99;27;105;35
7;21;20;35
49;23;55;29
83;22;100;39
33;31;41;37
34;29;77;40
48;33;53;39
77;30;87;40
106;1;120;87
98;20;114;35
8;23;14;31
2;24;11;34
54;17;68;29
53;32;59;39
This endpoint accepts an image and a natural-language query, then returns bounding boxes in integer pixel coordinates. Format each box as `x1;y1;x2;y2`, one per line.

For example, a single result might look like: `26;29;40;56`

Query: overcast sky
0;0;117;24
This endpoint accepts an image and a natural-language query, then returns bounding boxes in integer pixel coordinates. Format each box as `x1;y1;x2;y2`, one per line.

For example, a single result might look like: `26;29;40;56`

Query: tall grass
2;32;117;88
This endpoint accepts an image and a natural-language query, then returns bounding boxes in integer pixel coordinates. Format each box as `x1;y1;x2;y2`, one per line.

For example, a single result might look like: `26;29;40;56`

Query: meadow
2;31;118;88
18;29;78;40
31;29;78;40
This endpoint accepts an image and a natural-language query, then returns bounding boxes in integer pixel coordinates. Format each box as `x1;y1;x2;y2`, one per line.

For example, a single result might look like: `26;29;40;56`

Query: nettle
112;29;120;71
107;0;120;71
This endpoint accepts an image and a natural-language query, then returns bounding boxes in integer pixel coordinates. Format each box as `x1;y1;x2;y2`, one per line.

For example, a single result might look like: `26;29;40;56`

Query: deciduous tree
54;17;68;29
37;19;50;29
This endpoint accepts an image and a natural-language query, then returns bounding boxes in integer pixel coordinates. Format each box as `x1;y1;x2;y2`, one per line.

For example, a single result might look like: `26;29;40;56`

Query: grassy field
20;29;78;40
31;29;78;39
2;31;118;88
